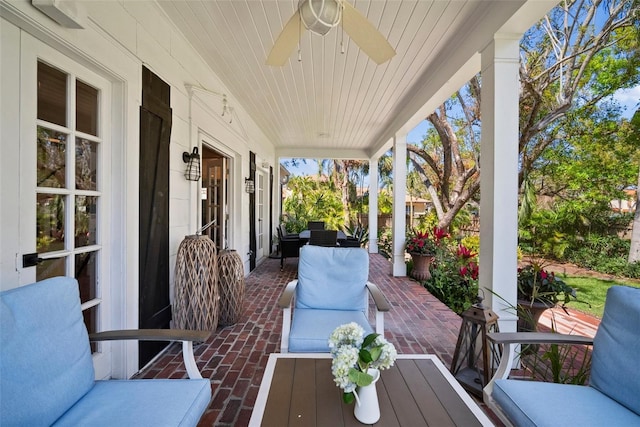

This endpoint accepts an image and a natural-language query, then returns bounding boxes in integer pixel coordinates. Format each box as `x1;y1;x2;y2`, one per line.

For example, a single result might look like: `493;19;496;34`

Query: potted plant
329;323;397;424
516;263;578;331
405;227;447;281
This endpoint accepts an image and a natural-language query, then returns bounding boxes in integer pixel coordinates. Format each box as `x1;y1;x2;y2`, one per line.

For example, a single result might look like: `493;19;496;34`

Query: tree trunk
629;167;640;263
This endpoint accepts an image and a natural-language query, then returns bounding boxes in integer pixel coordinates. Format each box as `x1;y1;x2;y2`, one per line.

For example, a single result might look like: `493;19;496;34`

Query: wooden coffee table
249;354;494;426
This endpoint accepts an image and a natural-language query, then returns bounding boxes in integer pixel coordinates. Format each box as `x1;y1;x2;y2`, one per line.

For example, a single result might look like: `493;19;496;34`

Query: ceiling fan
266;0;396;66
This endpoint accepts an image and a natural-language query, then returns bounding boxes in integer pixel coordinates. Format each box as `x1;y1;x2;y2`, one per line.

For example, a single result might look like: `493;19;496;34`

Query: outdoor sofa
483;285;640;426
1;276;211;426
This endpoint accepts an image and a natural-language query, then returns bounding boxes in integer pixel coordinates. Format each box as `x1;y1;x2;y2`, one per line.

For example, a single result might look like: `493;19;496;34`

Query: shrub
563;234;639;279
281;215;307;233
460;235;480;256
519;200;632;260
518;199;638;279
377;227;393;258
343;222;369;246
517;264;577;306
415;234;479;314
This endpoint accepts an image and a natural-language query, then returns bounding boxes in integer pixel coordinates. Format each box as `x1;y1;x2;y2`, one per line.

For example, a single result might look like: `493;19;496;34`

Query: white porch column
392;135;407;276
479;34;521;332
368;157;379;253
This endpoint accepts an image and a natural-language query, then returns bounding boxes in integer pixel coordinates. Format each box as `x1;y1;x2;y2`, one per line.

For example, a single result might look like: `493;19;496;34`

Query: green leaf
362;333;379;348
349;369;373;387
369;346;382;362
359;349;373;364
343;392;355;404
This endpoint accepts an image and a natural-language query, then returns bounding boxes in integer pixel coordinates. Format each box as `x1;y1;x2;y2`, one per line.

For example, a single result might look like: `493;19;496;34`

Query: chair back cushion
590;285;640;415
296;245;368;311
1;277;95;426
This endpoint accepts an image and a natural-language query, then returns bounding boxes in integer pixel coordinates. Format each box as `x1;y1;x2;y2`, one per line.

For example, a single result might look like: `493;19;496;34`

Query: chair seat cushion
289;309;374;352
53;379;211;427
494;380;640;427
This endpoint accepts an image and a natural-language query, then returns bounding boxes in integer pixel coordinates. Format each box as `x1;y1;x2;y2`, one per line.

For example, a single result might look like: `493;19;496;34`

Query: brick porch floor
135;252;604;426
136;253;469;426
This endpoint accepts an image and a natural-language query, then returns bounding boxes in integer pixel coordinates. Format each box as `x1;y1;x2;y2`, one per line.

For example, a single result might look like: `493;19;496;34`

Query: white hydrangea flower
331;345;359;392
328;322;364;355
370;335;397;370
329;323;398;400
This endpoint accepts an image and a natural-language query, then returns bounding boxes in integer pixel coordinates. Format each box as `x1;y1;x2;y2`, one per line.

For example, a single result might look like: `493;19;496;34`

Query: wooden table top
249;354;494;426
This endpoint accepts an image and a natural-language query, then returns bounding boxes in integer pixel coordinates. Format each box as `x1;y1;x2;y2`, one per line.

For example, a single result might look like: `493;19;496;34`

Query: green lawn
563;276;640;318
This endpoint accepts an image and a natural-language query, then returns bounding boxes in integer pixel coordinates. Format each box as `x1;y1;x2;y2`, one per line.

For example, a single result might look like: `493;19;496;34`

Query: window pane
76;80;98;136
75;196;97;247
76;137;97;190
76;251;96;303
37;62;67;127
37;193;65;253
37;127;67;188
36;257;66;282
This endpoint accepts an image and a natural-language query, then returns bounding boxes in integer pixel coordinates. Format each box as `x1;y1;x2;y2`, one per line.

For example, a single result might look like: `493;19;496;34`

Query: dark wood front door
139;67;172;368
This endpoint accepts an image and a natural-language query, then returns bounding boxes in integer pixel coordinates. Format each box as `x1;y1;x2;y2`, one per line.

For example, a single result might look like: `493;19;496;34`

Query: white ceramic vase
353;368;381;424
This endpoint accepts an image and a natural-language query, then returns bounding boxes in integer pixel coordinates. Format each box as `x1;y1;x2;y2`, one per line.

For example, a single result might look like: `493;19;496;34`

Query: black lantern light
450;293;501;397
182;147;201;181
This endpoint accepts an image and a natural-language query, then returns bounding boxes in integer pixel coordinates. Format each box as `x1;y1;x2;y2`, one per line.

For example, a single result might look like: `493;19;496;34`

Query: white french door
18;34;112;378
256;170;267;261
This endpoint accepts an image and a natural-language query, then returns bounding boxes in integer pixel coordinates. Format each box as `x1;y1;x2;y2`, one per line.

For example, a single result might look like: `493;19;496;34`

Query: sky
283;85;639;179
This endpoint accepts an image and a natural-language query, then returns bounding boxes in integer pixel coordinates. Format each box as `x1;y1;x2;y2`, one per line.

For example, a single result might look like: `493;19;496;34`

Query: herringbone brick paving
136;253;466;426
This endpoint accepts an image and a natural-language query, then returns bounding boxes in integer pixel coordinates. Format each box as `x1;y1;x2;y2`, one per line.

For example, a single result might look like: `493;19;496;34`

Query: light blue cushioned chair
278;245;390;353
1;277;211;426
483;285;640;426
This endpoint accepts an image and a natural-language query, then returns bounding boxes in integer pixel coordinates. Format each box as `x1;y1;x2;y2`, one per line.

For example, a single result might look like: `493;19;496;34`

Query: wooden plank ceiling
156;0;531;158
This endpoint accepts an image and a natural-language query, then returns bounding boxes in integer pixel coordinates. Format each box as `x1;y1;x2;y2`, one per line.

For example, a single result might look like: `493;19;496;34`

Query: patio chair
340;236;362;247
1;276;211;426
278;245;390;353
307;220;325;230
278;223;298;240
309;229;338;247
277;224;303;270
483;285;640;426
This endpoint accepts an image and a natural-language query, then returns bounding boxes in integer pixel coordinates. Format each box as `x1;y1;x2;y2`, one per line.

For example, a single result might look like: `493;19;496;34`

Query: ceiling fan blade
266;10;303;66
341;1;395;65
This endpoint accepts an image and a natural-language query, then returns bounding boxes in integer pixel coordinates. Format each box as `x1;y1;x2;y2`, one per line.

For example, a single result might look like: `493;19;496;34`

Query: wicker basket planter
173;235;219;331
217;249;245;326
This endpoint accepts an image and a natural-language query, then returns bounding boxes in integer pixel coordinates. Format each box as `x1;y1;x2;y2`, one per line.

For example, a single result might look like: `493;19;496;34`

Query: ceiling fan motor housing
299;0;342;35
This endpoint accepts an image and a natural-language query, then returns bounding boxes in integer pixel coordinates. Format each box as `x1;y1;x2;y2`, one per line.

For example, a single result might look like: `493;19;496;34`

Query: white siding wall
1;0;275;377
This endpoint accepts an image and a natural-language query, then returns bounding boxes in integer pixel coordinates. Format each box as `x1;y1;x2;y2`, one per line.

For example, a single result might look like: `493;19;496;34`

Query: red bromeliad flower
517;264;576;305
468;262;479;280
456;245;476;259
432;227;449;243
406;230;437;255
459;262;479;281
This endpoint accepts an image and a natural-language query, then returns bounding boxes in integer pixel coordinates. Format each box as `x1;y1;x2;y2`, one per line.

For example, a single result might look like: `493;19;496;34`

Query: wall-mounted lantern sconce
182;147;201;181
245;177;255;194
